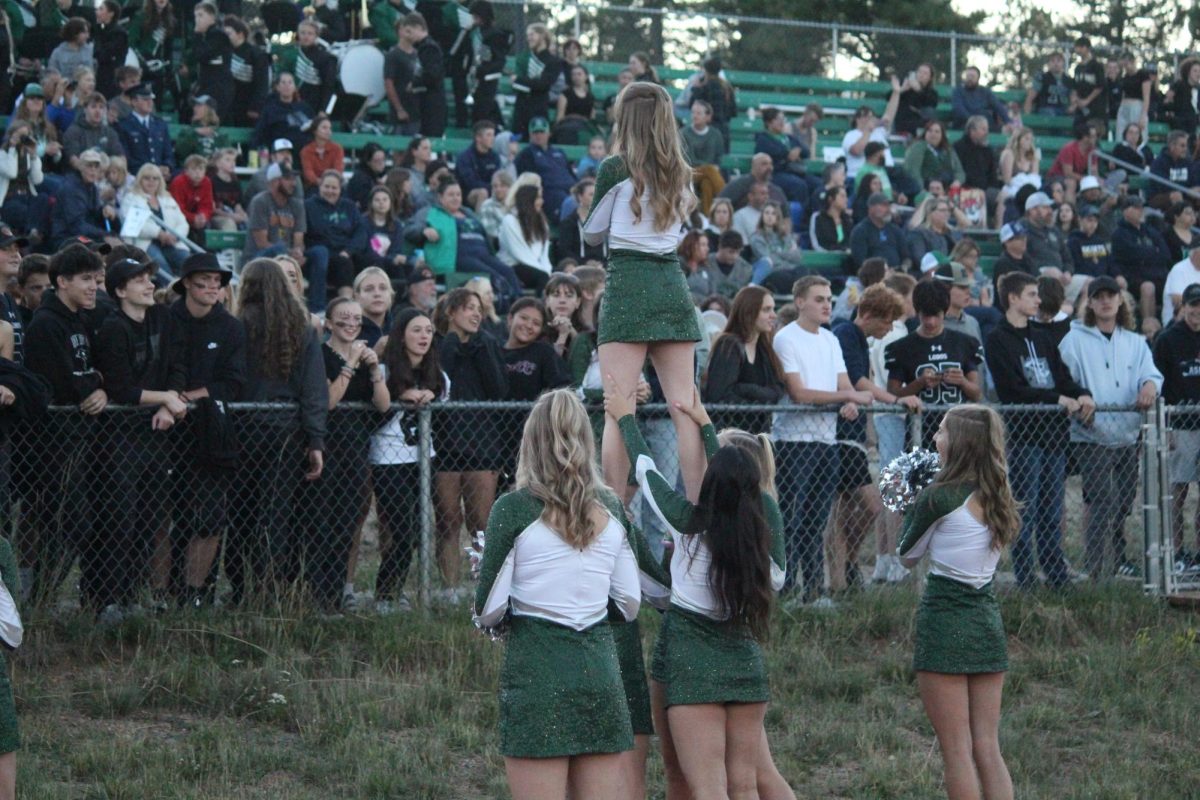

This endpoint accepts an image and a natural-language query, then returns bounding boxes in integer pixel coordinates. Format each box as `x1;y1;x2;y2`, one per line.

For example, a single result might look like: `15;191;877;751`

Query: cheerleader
899;404;1017;800
605;378;782;800
583;82;706;503
473;389;667;799
0;534;20;800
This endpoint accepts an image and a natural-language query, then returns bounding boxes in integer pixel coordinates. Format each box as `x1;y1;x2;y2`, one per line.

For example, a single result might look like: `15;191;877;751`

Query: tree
698;0;985;80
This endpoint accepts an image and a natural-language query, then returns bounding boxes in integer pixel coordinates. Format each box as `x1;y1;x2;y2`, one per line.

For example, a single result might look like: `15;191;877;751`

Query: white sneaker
887;556;910;583
871;557;890;584
374;596;412;615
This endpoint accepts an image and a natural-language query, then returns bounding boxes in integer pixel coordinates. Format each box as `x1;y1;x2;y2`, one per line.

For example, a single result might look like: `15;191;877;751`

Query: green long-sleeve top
616;413;787;586
903;139;966;187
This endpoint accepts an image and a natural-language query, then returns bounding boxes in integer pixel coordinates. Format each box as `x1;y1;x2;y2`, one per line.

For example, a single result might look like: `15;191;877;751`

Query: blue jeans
772;172;810;207
146;242;187;286
250;243;329;312
1007;441;1070;589
775;441;840;599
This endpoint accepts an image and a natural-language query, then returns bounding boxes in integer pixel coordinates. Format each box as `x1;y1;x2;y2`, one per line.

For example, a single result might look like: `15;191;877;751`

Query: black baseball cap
1087;275;1121;298
1183;283;1200;306
129;83;155;99
408;265;435;284
0;233;28;249
105;258;154;293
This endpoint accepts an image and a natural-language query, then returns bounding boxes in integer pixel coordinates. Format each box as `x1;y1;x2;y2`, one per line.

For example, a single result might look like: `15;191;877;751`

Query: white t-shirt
1163;257;1200;324
583;178;687;254
771;322;846;444
733;206;761;245
841;126;893;178
368;370;450;465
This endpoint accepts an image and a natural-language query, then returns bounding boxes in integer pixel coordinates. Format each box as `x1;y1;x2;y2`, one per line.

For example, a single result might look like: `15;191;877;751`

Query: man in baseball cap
1112;192;1172;324
848;192;911;272
993;220;1035;294
397;265;438;314
245;139;296;198
934;261;983;342
1022;190;1071;274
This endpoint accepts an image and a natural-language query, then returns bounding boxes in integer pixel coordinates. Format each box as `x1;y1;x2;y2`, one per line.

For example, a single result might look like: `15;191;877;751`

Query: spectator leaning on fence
159;253;243;609
1153;283;1200;568
831;284;913;594
985;271;1095;591
92;254;185;621
772;275;872;604
1059;277;1162;579
886;279;983;449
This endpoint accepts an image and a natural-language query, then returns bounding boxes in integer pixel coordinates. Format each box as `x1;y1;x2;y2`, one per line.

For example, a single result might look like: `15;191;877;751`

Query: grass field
10;579;1199;800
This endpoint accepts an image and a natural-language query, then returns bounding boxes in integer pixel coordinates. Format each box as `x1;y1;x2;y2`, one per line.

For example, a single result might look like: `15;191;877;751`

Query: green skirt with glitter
499;615;633;758
913;575;1008;674
597;250;702;345
0;658;17;754
650;605;768;708
611;617;653;735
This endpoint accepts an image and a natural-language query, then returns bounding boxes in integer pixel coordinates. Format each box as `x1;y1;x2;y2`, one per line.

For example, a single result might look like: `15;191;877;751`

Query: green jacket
128;11;176;60
423;205;460;275
904;139;966;188
369;0;411;50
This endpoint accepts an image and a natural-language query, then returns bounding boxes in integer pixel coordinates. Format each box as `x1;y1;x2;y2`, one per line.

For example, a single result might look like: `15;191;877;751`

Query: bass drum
337;42;386;107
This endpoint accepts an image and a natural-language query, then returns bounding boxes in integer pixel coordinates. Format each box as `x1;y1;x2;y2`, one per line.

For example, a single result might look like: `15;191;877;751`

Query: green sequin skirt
650;605;769;707
499;615;633;758
597;250;702;345
913;575;1009;674
0;660;17;754
611;617;653;735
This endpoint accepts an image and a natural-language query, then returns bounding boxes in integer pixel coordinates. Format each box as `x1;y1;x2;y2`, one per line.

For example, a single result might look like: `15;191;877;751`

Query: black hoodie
24;290;104;404
160;297;246;404
985;316;1090;447
94;304;168;406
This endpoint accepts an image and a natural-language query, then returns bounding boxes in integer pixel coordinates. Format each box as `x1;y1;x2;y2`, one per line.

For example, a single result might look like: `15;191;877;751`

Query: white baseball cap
1078;175;1102;192
272;138;294;153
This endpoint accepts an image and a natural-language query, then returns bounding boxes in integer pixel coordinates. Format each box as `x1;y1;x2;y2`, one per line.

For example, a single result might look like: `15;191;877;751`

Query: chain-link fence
2;399;1187;619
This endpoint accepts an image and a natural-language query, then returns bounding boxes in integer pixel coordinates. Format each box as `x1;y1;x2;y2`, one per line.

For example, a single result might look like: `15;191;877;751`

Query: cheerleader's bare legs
505;752;624;800
599;342;704;504
616;735;651;800
653;681;794;800
918;672;1013;800
668;702;767;800
0;751;13;800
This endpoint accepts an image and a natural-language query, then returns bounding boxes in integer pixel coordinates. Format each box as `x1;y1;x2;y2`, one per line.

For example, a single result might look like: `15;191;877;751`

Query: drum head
339;44;386;107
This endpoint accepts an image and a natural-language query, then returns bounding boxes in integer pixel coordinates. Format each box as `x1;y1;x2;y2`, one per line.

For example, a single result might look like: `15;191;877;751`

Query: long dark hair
716;285;784;382
684;447;773;639
141;0;175;39
382;308;445;398
238;259;310;381
513;184;548;243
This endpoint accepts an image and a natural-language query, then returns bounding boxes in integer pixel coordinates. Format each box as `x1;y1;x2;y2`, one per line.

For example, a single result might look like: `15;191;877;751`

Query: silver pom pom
878;449;942;513
466;531;509;642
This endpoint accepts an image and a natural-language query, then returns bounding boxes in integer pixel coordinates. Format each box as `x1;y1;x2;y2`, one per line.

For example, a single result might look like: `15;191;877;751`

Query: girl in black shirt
813;186;854;251
500;297;570;481
1111;122;1154;169
433;288;508;593
314;297;390;610
207;149;246;231
703;285;785;434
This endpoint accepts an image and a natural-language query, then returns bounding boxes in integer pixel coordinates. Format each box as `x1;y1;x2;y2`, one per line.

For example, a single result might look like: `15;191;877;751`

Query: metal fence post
830;24;838;78
949;33;957;86
1141;404;1163;595
572;0;581;41
417;404;434;610
1157;401;1174;597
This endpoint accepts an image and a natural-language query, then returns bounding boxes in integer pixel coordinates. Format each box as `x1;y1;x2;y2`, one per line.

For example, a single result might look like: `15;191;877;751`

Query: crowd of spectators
2;4;1200;615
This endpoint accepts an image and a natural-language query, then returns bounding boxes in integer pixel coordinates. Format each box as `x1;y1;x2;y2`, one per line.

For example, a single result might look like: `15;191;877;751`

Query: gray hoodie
1059;319;1163;445
62;116;126;164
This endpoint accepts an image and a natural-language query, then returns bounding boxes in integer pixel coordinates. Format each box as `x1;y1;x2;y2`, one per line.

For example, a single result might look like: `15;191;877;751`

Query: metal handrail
1094;149;1200;203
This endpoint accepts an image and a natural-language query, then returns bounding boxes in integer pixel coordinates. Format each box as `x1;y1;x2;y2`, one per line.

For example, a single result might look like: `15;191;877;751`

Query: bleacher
98;55;1174;287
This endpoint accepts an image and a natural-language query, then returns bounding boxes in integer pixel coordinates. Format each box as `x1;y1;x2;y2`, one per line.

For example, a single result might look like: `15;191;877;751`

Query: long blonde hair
515;389;609;549
611;82;696;232
932;404;1020;549
717;428;777;499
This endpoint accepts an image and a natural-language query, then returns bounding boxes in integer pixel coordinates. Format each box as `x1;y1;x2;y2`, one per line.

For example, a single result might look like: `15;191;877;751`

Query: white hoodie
1059;319;1163;445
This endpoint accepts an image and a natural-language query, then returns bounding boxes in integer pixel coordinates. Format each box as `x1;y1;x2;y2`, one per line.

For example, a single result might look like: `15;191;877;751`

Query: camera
18;135;35;148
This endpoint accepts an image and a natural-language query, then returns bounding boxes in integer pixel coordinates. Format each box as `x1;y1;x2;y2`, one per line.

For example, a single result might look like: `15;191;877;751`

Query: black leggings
513;262;550;294
372;463;420;601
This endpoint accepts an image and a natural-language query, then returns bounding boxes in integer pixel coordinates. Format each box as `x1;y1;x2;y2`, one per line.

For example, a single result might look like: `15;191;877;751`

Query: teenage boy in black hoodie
23;243;107;606
160;252;245;607
986;271;1095;590
93;254;188;621
1153;282;1200;569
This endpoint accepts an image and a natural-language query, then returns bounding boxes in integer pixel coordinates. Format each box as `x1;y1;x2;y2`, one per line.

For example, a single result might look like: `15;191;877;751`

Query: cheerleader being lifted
582;82;706;503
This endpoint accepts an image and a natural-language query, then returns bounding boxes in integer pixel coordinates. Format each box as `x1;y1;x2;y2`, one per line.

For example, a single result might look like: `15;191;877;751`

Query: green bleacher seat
205;230;245;251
